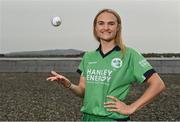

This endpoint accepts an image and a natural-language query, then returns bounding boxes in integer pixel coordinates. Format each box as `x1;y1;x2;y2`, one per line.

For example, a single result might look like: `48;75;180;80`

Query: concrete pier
0;57;180;73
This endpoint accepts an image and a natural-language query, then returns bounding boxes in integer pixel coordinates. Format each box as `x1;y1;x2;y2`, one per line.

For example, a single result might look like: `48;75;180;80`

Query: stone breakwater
0;58;180;73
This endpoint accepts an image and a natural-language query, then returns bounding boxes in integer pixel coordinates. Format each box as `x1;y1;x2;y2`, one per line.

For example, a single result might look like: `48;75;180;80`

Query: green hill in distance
0;49;84;58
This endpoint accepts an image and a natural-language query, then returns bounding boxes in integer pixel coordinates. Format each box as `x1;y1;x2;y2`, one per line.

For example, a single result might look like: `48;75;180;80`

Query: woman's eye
98;22;104;25
109;22;115;25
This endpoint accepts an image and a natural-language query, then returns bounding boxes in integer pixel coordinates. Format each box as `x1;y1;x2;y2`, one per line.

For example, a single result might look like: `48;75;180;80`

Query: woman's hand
46;71;71;88
104;96;136;115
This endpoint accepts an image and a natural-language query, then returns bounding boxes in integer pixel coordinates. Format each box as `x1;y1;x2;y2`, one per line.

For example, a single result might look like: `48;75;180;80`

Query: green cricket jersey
77;45;155;120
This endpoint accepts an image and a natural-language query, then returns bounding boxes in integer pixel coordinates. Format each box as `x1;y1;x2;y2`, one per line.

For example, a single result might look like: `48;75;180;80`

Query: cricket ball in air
51;16;61;27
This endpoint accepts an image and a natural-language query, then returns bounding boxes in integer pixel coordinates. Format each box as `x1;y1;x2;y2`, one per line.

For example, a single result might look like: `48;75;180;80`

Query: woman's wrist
129;102;139;114
66;82;72;88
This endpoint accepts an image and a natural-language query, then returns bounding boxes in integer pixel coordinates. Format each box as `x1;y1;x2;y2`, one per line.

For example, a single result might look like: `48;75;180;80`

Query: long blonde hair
93;9;126;55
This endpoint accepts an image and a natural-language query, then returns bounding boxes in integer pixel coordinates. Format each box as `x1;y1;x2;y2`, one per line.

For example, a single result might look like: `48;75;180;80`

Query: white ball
51;16;61;27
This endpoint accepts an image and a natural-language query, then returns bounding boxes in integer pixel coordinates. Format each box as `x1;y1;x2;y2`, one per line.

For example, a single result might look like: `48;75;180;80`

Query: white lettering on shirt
86;68;112;84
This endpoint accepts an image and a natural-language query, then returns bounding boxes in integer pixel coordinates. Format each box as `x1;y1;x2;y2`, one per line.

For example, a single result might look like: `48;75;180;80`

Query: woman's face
95;12;119;42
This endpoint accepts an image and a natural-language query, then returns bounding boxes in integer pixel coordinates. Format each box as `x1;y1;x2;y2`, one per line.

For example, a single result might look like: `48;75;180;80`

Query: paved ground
0;73;179;121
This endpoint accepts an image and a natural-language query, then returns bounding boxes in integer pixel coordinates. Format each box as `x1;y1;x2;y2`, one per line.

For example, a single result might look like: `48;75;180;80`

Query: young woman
47;9;166;121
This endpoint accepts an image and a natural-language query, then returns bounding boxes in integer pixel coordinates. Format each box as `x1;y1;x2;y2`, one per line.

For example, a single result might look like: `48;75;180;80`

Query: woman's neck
100;40;116;54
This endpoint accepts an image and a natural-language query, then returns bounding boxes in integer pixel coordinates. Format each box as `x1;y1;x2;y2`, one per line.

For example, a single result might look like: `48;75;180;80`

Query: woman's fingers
104;96;133;115
104;101;115;105
46;76;58;81
107;109;118;112
51;70;59;76
46;71;60;81
50;71;67;80
104;99;117;109
106;95;119;102
104;104;116;109
47;71;71;88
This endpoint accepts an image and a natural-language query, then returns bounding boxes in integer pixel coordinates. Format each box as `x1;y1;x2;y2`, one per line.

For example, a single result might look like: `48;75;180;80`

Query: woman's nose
103;24;109;30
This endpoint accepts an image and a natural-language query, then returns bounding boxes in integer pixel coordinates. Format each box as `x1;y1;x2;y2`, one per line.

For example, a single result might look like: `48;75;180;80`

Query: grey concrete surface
0;57;180;73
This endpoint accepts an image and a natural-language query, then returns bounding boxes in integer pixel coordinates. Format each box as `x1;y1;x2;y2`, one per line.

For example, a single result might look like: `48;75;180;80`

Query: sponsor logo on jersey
111;58;122;68
139;59;150;67
86;68;112;85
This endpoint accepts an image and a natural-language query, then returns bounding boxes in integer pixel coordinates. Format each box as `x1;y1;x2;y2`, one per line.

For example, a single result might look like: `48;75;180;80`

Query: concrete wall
147;58;180;74
0;58;80;73
0;58;180;74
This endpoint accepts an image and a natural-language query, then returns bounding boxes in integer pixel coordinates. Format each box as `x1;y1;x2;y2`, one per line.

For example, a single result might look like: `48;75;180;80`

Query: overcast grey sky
0;0;180;53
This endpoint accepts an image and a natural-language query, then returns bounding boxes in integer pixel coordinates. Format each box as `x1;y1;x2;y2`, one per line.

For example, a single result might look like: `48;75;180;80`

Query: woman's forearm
130;73;166;113
69;83;85;98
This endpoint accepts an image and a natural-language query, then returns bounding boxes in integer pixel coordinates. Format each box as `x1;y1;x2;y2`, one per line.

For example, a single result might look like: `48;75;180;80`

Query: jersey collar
96;45;121;58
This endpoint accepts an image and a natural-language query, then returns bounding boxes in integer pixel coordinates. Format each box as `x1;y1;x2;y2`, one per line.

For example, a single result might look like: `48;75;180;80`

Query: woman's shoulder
125;47;142;55
82;50;98;58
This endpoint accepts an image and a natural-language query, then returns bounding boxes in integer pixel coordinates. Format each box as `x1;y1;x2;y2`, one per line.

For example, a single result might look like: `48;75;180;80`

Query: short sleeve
77;52;87;77
131;49;156;83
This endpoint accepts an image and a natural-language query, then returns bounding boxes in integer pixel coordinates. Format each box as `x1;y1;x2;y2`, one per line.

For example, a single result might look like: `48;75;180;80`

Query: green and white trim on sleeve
77;45;156;120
